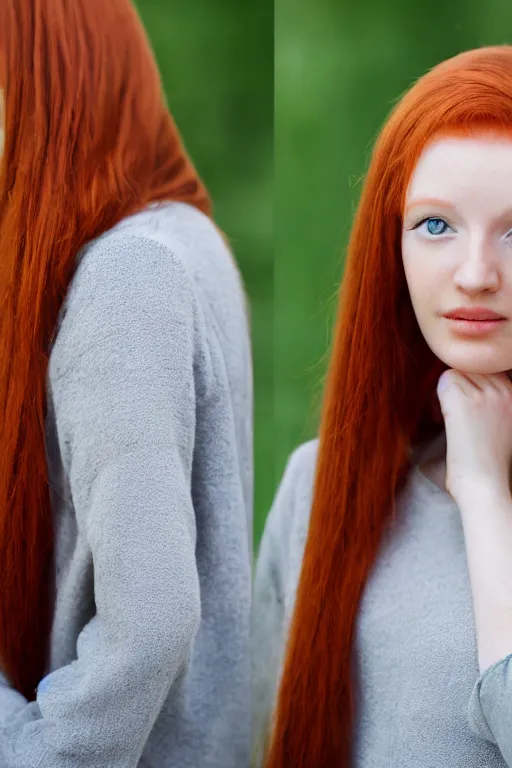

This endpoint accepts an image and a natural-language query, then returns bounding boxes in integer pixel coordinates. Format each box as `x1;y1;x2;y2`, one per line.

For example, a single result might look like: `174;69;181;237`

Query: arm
251;503;284;767
0;674;30;727
459;490;512;674
251;450;303;768
433;369;512;763
459;490;512;763
0;235;202;768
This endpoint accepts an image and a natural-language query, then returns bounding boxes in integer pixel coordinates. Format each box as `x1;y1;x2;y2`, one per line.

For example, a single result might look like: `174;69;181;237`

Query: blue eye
427;218;447;235
415;217;451;236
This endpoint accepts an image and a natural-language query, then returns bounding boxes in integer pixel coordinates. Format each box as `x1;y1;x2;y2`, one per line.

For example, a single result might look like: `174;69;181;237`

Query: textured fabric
0;201;253;768
253;438;512;767
468;653;512;764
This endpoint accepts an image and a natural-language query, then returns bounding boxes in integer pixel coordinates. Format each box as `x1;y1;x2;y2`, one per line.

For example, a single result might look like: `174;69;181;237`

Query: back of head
265;44;512;768
0;0;210;700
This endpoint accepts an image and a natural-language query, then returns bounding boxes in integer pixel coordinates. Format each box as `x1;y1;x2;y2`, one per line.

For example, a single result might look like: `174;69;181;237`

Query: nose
453;237;500;295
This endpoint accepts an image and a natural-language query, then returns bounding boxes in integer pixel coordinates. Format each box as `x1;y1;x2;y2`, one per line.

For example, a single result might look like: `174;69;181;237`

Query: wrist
455;480;512;515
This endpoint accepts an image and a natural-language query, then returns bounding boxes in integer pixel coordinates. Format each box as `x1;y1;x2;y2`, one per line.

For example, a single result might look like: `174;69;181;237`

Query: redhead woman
0;1;253;766
253;45;512;767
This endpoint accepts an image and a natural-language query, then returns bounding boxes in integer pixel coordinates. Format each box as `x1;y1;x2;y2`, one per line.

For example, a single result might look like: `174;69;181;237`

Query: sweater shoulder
48;204;228;392
256;439;319;601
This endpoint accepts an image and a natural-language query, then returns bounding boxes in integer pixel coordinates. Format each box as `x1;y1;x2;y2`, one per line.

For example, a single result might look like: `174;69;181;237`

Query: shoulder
48;215;216;393
280;437;319;540
49;203;251;401
107;201;228;261
54;228;195;351
70;203;210;304
258;438;319;544
104;201;246;309
127;202;250;332
63;201;240;321
256;439;319;588
284;439;319;487
277;439;319;526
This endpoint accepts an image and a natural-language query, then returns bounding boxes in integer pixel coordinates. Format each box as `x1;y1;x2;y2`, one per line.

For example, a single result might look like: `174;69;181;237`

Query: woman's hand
436;370;512;506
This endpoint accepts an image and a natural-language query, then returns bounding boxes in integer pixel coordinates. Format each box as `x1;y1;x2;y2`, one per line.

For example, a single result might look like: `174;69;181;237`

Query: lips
442;307;507;338
443;307;507;321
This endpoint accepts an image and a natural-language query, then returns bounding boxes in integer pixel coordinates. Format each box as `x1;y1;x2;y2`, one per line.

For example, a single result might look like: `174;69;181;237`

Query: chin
433;345;512;375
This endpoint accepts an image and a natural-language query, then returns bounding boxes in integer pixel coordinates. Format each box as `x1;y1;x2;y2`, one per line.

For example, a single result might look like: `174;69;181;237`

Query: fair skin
402;134;512;673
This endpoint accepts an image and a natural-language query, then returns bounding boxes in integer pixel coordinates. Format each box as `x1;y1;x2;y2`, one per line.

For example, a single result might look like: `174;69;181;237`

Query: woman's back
0;200;253;768
253;438;509;766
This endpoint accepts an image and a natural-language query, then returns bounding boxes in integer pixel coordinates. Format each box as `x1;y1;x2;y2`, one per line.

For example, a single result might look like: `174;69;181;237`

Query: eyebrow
404;197;512;223
404;197;456;216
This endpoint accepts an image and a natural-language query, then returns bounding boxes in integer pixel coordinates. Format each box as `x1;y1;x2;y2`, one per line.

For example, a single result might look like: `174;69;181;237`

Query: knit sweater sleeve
468;652;512;765
0;674;31;726
0;234;202;768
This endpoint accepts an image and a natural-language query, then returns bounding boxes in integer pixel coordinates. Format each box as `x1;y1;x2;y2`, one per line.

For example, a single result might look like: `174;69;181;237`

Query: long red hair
0;0;210;701
265;45;512;767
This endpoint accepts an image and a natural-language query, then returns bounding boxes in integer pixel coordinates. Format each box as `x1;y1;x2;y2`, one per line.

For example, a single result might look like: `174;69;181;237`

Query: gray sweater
252;438;512;767
0;201;253;768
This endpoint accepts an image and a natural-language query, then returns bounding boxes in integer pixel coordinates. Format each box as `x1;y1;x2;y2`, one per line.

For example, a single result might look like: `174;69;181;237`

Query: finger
464;371;512;397
437;369;473;398
458;372;487;392
489;371;512;397
463;373;503;394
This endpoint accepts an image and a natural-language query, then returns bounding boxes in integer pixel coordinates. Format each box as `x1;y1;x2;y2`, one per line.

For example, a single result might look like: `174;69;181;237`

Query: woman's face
402;134;512;374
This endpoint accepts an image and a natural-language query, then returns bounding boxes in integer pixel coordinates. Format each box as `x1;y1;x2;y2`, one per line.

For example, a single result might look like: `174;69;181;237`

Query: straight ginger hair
265;45;512;768
0;0;210;701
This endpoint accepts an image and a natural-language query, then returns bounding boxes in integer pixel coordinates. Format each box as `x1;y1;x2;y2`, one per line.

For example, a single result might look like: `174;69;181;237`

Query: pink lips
442;307;507;337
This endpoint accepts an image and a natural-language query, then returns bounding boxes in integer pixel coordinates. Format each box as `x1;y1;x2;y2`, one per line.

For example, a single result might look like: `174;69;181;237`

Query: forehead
405;135;512;202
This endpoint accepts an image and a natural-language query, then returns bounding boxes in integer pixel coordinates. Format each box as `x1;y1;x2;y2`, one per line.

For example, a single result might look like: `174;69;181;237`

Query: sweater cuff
468;652;512;756
0;701;50;768
0;676;32;728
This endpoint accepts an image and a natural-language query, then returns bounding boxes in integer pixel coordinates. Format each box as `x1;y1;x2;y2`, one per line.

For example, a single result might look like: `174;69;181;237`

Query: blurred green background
136;0;512;552
135;0;273;549
271;0;512;549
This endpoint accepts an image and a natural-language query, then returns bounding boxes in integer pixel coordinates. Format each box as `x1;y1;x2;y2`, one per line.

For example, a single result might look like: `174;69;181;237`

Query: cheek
502;267;512;306
401;246;439;316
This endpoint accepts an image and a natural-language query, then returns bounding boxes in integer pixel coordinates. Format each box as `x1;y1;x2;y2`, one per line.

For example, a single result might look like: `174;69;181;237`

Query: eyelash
410;216;452;235
409;216;512;240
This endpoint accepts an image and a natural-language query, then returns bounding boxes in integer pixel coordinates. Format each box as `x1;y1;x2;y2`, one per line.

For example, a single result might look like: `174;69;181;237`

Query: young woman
253;45;512;767
0;2;253;767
